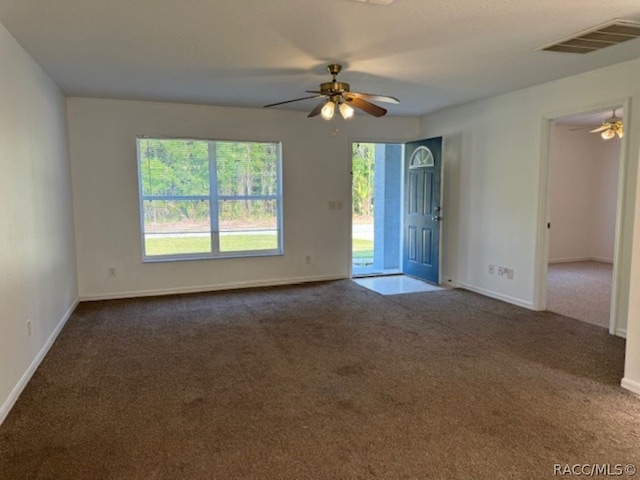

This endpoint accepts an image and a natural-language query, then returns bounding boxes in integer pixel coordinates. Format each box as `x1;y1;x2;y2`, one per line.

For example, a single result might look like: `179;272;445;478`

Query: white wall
549;125;620;263
623;155;640;395
419;57;640;393
67;98;420;299
0;23;77;423
420;60;639;319
592;136;620;262
420;92;549;308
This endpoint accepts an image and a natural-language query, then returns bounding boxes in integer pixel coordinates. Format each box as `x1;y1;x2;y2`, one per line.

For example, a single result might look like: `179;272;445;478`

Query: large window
137;137;282;261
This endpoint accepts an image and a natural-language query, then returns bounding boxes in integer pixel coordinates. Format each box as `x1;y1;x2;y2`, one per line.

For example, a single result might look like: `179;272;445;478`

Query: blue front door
402;137;442;284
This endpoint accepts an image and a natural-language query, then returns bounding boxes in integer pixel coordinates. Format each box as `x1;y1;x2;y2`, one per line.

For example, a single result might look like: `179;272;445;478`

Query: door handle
432;215;442;222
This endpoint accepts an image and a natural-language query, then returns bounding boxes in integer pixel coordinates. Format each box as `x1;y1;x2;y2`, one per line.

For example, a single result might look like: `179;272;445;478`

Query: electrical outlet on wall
108;267;116;278
489;265;495;275
26;319;32;338
497;266;505;276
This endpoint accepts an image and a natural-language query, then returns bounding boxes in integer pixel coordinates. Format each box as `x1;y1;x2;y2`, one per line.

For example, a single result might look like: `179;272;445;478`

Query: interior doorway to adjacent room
545;106;624;333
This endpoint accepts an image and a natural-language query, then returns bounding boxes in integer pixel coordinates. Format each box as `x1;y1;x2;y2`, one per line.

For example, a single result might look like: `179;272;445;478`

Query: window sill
142;250;284;263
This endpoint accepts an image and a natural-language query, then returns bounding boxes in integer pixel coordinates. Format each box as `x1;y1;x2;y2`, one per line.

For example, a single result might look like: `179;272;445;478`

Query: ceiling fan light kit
595;122;623;139
339;102;354;119
588;109;624;140
264;64;399;120
321;101;335;120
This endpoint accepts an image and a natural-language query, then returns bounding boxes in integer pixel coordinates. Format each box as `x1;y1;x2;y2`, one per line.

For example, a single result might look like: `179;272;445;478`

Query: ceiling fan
263;64;399;119
590;110;624;139
573;109;624;140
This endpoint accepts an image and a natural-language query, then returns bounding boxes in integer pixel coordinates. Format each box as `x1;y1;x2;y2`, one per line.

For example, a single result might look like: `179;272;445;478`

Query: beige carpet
1;281;639;480
547;261;613;328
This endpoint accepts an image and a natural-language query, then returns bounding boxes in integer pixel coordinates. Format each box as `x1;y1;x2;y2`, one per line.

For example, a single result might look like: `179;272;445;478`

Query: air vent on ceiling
539;20;640;54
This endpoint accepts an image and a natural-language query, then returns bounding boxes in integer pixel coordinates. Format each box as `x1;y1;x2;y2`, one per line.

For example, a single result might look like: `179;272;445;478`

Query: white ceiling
1;0;640;116
556;108;624;126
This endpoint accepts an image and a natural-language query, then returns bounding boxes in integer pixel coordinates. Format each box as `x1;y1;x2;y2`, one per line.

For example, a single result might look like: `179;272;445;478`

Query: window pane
216;142;278;196
136;137;283;261
143;200;211;256
219;199;278;252
139;139;209;197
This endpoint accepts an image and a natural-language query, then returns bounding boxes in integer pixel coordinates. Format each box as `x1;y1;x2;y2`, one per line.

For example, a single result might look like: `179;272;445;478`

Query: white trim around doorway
534;98;631;338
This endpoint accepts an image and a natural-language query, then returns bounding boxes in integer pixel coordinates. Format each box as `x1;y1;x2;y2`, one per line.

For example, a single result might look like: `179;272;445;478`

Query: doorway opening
351;142;403;277
351;137;443;286
544;105;625;333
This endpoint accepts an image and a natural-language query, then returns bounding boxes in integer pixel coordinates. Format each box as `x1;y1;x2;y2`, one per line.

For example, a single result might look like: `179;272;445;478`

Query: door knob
432;215;442;222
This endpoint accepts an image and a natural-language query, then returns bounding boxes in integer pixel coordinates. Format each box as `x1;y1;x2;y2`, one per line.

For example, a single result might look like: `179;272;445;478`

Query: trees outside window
352;143;375;220
137;137;282;260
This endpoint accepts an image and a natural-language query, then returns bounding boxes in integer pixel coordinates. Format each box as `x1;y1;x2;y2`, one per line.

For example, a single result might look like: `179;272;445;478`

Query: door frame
534;97;631;336
348;137;445;284
348;138;405;277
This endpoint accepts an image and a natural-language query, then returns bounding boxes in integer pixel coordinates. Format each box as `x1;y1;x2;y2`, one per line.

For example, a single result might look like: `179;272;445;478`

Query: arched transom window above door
410;146;434;168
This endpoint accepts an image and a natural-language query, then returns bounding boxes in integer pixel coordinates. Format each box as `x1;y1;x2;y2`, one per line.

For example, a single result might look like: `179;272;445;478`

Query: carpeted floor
547;261;613;328
1;280;639;480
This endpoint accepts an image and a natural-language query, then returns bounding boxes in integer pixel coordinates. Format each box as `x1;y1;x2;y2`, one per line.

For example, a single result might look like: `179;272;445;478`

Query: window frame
136;135;284;262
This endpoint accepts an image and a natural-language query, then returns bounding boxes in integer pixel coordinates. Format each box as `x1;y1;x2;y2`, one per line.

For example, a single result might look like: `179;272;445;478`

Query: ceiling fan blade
308;99;329;118
263;95;323;108
589;125;609;133
344;94;387;117
350;92;400;104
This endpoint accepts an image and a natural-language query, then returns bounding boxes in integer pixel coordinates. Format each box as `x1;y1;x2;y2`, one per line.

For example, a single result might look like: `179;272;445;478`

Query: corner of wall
0;299;78;426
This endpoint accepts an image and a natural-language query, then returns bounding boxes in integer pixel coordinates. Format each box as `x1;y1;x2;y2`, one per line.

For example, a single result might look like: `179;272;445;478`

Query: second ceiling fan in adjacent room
589;110;624;139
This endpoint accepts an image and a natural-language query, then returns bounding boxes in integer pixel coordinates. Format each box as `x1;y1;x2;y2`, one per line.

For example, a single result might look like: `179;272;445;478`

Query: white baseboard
80;274;347;301
621;377;640;396
548;256;613;264
0;298;79;426
591;257;614;264
548;257;592;264
450;281;534;310
615;327;627;338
